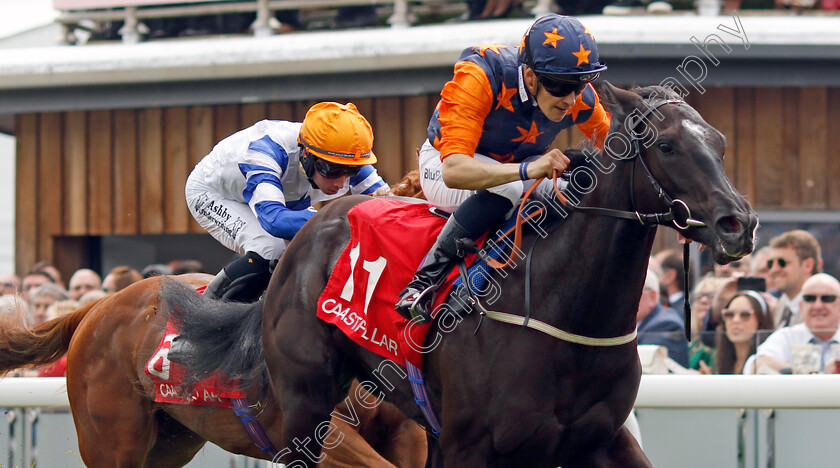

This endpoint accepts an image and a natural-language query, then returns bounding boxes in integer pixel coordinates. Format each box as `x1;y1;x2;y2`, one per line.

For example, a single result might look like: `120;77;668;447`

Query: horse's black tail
161;279;268;394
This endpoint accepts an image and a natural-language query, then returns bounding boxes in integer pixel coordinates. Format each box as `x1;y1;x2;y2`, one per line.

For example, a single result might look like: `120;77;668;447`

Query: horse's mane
390;169;424;198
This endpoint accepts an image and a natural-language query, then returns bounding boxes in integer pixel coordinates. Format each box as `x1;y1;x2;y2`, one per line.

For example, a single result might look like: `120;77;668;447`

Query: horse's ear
596;81;643;122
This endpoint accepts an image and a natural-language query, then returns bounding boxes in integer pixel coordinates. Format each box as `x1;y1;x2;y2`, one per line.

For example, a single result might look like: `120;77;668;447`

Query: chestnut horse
169;83;758;467
0;274;426;467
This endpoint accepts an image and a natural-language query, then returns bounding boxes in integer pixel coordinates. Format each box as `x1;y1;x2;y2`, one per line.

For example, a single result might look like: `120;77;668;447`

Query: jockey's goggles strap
299;136;372;161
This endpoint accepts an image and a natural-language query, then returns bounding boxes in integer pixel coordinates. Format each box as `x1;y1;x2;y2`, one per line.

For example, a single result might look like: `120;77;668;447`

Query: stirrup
407;286;436;324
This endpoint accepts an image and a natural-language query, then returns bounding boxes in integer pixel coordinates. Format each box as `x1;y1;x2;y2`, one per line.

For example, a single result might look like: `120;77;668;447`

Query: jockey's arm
349;164;389;196
252;200;315;240
441;150;570;190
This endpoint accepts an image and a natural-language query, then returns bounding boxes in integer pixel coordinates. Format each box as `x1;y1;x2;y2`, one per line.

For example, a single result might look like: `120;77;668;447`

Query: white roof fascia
0;15;838;90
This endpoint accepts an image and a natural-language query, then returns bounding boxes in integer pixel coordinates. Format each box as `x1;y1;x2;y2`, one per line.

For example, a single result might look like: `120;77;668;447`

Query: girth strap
230;398;280;458
406;361;442;437
482;310;637;346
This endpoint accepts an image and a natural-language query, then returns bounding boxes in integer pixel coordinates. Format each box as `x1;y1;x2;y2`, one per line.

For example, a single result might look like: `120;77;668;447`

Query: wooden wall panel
163;107;190;233
799;87;829;209
214;104;240;143
240;103;267;128
401;95;429;172
733;88;755;203
780;89;800;209
828;89;840;209
372;97;403;185
15;114;38;275
695;88;735;180
88;110;113;235
113;109;139;235
64;111;88;235
188;106;214;233
753;88;784;208
37;113;64;262
138;108;164;234
267;102;296;121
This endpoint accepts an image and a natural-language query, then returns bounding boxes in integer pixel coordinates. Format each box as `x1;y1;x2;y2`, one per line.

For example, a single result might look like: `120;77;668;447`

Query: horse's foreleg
564;426;652;468
320;418;397;468
274;390;341;467
266;309;345;468
143;411;207;468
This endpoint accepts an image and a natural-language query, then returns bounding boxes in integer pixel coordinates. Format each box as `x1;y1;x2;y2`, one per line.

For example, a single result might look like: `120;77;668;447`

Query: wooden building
2;14;840;277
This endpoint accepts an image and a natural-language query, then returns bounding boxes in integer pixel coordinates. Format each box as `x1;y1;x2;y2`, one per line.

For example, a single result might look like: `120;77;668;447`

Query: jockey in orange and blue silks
396;14;611;323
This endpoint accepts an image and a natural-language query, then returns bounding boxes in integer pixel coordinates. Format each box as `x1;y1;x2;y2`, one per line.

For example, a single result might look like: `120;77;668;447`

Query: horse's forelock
631;85;684;103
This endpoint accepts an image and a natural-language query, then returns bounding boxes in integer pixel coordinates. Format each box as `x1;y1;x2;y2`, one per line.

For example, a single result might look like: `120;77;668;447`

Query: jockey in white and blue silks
185;102;388;301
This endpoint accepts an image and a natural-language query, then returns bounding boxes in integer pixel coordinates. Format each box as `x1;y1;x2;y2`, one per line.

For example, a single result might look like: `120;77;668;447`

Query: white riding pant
418;139;555;213
185;170;288;261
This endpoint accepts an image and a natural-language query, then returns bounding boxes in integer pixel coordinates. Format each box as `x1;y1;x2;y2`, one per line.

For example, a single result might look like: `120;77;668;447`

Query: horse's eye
658;142;674;154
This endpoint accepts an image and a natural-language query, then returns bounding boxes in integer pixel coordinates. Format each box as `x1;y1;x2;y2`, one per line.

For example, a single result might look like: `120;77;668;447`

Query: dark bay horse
175;83;758;467
0;274;426;467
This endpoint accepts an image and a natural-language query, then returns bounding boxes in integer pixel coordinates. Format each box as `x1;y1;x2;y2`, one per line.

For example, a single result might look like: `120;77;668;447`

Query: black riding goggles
538;74;588;98
313;157;361;179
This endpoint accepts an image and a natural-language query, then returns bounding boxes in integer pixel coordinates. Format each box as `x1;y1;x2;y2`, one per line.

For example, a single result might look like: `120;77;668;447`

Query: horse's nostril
716;215;743;235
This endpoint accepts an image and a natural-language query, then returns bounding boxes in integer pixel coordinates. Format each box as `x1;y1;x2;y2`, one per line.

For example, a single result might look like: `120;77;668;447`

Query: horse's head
598;82;758;264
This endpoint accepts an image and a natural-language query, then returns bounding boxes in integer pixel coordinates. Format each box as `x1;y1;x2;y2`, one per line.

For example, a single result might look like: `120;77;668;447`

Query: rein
470;98;700;344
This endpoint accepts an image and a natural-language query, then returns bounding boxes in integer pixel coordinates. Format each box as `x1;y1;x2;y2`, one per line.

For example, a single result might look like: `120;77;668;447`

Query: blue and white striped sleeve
240;136;314;239
349;165;387;195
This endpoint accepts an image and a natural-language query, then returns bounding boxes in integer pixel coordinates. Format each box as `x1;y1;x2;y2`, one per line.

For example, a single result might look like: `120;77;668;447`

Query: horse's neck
531;158;657;336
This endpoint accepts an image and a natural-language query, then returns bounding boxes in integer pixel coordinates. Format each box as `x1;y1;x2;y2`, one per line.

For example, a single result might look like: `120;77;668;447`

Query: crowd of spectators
0;259;206;377
641;228;840;375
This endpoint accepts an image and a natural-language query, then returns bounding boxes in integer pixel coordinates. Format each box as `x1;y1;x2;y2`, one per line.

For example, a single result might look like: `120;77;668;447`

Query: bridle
571;98;706;230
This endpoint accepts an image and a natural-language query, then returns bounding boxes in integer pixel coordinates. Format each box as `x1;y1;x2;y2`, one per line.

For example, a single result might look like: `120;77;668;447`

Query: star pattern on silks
490;152;515;163
572;44;592;66
542;28;565;48
517;36;526;54
583;26;595;41
569;98;591;121
495;83;517;112
476;44;507;56
511;121;545;145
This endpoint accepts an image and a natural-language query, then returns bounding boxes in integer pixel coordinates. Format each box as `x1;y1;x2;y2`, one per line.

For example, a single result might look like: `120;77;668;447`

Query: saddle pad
145;318;246;407
317;198;482;368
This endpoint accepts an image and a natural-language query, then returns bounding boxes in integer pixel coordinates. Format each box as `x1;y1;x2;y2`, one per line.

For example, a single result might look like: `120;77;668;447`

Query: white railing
5;375;840;409
3;376;840;467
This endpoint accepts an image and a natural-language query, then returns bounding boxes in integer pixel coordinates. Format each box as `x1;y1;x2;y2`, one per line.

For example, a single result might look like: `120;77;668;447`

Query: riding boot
395;217;472;323
203;251;272;302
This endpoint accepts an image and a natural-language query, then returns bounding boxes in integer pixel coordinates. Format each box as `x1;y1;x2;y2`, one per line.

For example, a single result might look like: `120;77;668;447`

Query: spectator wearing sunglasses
184;102;389;302
767;230;823;327
699;290;775;375
396;14;610;322
747;273;840;374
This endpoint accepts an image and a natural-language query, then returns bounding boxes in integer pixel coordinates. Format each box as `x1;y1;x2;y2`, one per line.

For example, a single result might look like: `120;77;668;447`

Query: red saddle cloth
144;318;246;408
316;198;480;368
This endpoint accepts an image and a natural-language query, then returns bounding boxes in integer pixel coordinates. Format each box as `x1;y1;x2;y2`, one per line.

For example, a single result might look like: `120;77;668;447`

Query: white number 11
339;243;387;316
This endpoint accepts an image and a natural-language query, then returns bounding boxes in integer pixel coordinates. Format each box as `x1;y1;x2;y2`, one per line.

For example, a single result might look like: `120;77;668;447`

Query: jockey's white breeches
185;170;288;260
418;139;554;213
